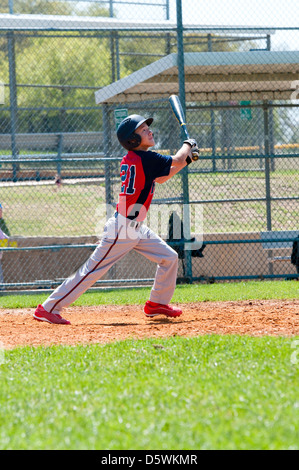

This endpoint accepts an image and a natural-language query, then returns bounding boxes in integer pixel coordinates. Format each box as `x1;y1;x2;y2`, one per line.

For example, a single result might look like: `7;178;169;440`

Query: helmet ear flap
126;132;142;150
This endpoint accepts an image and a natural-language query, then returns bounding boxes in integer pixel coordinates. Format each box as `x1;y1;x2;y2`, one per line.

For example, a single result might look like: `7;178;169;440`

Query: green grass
0;280;298;309
0;183;105;237
0;336;298;450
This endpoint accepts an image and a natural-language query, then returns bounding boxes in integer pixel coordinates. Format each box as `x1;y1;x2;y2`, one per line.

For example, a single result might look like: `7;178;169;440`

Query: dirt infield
0;299;298;350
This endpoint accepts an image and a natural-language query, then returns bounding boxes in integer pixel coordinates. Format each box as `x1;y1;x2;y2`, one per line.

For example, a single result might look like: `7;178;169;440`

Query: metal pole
176;0;192;282
176;0;185;110
263;101;272;232
103;104;113;218
109;1;116;82
165;0;170;19
165;0;171;54
208;34;217;172
266;34;275;172
115;31;120;80
7;32;18;182
7;0;18;182
56;134;63;181
8;0;14;14
103;102;116;279
109;0;113;16
263;101;273;275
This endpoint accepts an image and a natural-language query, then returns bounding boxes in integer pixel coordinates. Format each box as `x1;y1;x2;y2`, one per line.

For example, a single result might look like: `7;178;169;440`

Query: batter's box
0;82;4;104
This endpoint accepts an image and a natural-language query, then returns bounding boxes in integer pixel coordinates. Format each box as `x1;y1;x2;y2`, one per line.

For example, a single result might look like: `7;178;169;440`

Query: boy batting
34;114;199;324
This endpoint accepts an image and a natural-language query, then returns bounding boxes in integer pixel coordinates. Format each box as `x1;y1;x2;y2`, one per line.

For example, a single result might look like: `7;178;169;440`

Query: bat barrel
169;94;198;160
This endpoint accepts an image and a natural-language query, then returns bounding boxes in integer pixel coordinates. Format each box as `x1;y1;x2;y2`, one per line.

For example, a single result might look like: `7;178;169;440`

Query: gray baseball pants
43;213;178;315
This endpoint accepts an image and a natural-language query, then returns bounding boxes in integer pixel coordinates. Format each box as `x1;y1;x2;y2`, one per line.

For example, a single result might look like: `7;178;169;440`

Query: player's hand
186;145;199;165
184;138;197;148
191;146;199;161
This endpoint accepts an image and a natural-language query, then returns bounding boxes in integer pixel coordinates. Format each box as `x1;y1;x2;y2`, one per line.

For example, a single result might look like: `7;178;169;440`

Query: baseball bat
169;94;199;161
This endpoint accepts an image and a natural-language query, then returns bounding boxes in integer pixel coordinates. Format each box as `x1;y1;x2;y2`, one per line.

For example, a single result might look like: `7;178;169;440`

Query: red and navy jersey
116;150;172;221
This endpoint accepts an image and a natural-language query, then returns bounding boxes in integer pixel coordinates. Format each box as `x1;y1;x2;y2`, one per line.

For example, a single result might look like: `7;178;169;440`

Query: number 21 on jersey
120;164;136;194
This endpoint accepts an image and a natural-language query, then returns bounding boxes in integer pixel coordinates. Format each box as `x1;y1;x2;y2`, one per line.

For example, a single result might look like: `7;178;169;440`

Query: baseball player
34;114;198;324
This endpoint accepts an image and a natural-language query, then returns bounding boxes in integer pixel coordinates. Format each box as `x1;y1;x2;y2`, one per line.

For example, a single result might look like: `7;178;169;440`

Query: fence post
263;101;274;275
263;101;272;232
176;0;192;282
266;34;276;172
208;34;217;172
103;104;113;218
7;31;18;182
57;134;63;180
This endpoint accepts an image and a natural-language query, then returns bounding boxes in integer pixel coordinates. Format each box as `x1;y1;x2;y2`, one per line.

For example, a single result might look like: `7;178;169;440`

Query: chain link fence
0;0;298;291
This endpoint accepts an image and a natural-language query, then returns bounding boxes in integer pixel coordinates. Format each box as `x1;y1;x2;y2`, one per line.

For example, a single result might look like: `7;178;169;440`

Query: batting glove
184;138;197;148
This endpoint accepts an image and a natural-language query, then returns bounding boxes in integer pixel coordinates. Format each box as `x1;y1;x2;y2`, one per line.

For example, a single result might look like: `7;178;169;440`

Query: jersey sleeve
138;150;172;180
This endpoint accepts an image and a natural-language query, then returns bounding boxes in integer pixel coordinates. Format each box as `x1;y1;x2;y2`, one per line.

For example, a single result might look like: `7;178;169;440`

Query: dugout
95;50;299;104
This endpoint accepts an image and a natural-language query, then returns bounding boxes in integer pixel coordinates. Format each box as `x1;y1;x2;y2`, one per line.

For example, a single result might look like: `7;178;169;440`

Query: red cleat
144;301;182;318
33;304;71;325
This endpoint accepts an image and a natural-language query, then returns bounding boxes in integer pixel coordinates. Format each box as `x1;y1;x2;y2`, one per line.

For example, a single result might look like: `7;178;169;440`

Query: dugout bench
261;230;299;278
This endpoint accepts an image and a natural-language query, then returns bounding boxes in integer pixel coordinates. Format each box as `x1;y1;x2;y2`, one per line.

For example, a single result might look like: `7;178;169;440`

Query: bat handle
183;131;199;161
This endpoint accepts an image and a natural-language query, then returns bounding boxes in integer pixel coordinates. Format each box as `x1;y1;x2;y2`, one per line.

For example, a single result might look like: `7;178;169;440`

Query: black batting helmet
117;114;153;150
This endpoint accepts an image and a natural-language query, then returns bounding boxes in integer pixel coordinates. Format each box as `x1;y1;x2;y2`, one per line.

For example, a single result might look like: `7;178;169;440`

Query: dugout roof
95;50;299;103
0;13;276;33
0;13;185;31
